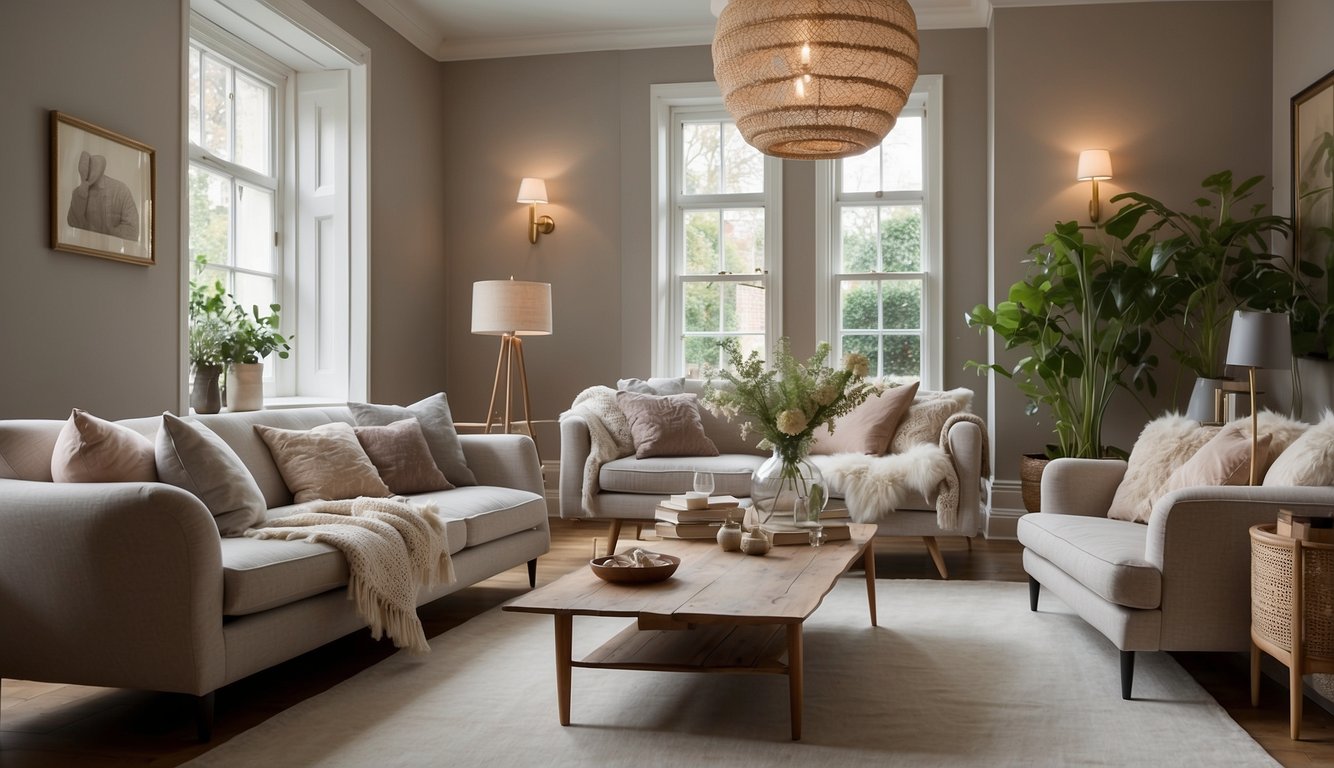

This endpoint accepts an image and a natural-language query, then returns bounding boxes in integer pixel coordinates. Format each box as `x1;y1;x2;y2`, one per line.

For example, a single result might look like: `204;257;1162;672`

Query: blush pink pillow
811;381;919;455
615;391;720;459
1159;421;1270;498
51;408;157;483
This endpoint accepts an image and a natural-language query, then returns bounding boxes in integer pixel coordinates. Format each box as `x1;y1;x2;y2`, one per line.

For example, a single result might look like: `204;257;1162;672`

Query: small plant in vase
222;302;291;412
703;338;874;547
187;270;232;414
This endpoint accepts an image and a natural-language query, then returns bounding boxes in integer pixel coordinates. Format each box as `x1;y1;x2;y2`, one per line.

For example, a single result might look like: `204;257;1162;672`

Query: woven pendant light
712;0;920;160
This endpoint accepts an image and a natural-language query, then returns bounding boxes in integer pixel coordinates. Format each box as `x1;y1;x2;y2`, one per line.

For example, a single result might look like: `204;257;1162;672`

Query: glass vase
746;447;824;530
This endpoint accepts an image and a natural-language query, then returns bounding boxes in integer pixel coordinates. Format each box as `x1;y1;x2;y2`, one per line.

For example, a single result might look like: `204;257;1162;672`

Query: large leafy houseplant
966;221;1170;459
1103;171;1291;383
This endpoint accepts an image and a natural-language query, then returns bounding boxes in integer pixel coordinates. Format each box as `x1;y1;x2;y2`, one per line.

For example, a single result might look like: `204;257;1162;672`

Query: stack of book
760;521;852;546
654;495;742;539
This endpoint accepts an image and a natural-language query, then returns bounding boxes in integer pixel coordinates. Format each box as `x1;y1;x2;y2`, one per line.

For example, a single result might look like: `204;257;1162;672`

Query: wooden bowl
589;553;681;584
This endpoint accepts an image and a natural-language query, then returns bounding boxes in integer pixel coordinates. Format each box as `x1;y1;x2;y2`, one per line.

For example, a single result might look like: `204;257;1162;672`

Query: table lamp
1225;310;1291;485
472;278;552;441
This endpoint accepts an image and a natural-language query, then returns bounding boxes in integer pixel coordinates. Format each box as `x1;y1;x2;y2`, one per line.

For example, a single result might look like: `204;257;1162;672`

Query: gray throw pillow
349;393;476;486
155;413;266;536
617;377;687;395
615;391;719;459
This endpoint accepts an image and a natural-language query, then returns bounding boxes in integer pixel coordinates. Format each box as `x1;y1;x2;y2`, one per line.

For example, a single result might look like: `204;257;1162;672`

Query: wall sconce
517;177;555;244
1076;149;1113;223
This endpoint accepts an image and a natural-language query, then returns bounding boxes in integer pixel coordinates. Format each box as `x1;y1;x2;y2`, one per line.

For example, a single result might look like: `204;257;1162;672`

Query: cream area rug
186;580;1277;768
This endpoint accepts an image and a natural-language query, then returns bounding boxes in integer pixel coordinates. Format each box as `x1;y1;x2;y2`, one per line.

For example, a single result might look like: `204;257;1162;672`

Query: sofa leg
605;520;623;557
196;691;215;742
1028;576;1040;611
527;558;537;588
923;537;948;579
1120;651;1135;700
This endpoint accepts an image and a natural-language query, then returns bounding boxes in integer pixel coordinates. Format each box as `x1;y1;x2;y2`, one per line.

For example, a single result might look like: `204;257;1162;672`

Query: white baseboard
542;459;560;515
985;479;1025;540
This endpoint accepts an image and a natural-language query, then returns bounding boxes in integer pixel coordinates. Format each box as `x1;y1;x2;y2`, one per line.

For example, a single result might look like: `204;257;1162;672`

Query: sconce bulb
800;43;811;67
794;76;806;99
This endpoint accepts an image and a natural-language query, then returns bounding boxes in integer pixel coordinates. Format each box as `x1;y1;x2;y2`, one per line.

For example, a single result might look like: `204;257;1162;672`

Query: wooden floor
2;517;1332;766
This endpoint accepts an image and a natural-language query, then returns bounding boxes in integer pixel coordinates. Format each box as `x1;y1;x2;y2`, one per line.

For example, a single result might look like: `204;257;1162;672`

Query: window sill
262;396;345;410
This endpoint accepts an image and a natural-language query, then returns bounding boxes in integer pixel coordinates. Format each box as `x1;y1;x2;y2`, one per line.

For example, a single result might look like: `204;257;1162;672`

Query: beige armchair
1019;457;1334;699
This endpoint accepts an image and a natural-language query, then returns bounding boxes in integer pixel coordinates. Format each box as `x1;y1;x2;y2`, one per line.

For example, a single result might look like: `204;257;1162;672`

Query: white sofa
0;406;549;739
1020;457;1334;699
559;380;985;575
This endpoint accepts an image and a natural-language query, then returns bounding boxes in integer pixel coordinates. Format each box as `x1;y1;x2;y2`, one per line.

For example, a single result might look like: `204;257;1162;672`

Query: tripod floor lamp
471;278;552;441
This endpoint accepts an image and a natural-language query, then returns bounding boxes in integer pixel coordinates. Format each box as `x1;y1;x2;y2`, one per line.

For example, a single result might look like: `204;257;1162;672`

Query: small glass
693;471;715;498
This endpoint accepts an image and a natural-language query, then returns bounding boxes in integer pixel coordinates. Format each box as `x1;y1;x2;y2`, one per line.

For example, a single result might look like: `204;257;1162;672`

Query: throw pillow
1107;415;1219;524
1264;411;1334;486
811;381;920;455
255;422;392;504
51;408;157;483
617;377;687;395
615;391;720;459
353;418;452;495
889;388;974;453
1224;410;1309;475
155;413;266;536
349;393;476;487
1159;420;1271;499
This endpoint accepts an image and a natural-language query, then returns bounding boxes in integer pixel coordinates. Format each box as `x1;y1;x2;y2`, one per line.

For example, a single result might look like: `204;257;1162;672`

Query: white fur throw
247;496;454;653
1264;410;1334;486
818;444;956;526
561;386;634;511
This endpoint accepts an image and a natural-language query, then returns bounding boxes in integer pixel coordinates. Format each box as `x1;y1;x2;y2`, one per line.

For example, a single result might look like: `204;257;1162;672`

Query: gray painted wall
442;31;989;459
0;0;447;420
1272;0;1334;224
990;1;1273;480
0;0;184;420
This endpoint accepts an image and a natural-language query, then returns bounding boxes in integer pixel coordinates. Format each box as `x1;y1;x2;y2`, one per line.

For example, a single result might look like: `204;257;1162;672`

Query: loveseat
0;405;549;738
559;379;985;575
1020;413;1334;700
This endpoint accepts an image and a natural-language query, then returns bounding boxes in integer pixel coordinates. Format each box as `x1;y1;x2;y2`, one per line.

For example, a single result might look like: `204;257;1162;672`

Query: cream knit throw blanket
560;385;634;512
816;412;991;530
247;496;455;654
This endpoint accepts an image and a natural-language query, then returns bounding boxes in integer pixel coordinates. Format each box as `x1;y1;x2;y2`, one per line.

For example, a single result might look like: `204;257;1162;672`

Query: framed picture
1292;68;1334;270
50;111;155;266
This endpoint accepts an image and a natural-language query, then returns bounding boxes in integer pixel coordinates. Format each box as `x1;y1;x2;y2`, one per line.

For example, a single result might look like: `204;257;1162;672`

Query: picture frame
1292;67;1334;271
50;111;155;266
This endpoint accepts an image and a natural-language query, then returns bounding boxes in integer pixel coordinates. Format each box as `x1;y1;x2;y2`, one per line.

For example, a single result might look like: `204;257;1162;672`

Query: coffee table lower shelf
557;617;807;739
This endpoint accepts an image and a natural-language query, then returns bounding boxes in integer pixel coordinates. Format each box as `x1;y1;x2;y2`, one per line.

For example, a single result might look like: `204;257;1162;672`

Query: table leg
863;537;878;627
787;622;804;741
555;614;572;726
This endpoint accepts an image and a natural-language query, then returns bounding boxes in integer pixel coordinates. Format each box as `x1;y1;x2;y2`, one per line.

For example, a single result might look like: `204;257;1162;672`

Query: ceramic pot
739;528;771;556
190;363;223;414
716;520;743;552
227;363;265;412
1186;377;1232;423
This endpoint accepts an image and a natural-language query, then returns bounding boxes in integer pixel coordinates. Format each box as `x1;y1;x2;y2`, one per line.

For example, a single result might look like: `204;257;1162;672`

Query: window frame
815;74;944;388
650;82;783;377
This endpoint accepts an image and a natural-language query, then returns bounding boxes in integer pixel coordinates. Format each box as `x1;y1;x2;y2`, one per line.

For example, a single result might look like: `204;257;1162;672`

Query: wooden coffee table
503;524;877;740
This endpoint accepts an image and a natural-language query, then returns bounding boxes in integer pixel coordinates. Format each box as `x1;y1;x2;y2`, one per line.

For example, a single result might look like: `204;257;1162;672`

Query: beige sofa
1020;457;1334;699
559;380;985;574
0;406;549;738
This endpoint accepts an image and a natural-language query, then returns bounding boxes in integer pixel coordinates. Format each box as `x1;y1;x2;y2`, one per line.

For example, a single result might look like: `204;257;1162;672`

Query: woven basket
1019;454;1049;514
1250;524;1334;664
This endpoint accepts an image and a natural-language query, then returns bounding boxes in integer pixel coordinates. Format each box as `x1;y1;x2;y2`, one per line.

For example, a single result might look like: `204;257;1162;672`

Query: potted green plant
1103;171;1292;419
966;221;1170;510
222;302;291;412
187;269;232;414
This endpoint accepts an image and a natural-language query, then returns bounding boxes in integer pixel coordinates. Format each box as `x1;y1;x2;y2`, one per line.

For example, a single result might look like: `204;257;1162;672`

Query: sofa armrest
944;420;984;534
0;479;226;694
558;414;594;519
1147;485;1334;650
1039;458;1128;517
458;434;543;497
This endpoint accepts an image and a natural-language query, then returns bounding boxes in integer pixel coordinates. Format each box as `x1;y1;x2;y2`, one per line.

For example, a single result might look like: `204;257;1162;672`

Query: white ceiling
353;0;1235;62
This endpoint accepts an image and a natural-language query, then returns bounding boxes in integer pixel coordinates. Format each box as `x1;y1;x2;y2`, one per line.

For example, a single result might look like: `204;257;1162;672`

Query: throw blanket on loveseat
561;386;634;511
818;412;991;530
247;497;455;653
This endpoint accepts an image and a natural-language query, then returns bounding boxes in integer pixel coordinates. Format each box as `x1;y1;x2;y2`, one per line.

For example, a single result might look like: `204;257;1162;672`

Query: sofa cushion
812;381;918;455
684;379;757;455
1160;422;1269;497
1107;415;1219;524
191;408;350;509
51;409;157;483
349;393;476;487
155;413;266;536
256;422;392;504
412;486;547;548
599;454;764;496
616;391;719;459
1265;411;1334;486
0;420;64;481
1018;513;1160;609
617;377;685;395
353;418;452;495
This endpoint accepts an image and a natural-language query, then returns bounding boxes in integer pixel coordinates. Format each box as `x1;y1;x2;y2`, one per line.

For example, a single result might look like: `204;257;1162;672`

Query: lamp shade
712;0;919;160
471;280;552;336
1076;149;1113;181
1226;310;1291;370
516;178;548;204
